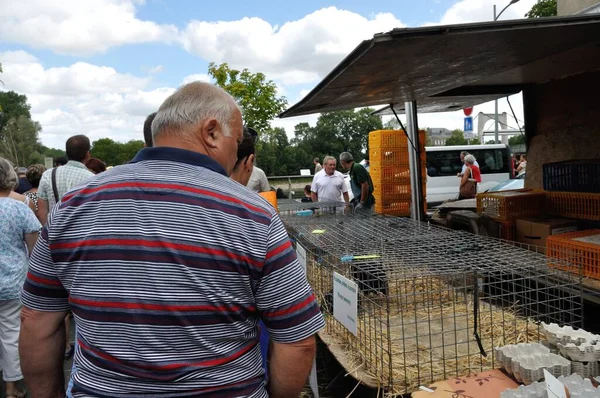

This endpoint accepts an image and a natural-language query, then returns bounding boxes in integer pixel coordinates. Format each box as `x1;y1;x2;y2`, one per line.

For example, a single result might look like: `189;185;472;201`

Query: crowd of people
1;82;324;398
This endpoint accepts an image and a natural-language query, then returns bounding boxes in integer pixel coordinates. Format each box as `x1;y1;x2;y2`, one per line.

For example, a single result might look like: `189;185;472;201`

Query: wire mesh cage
280;208;583;395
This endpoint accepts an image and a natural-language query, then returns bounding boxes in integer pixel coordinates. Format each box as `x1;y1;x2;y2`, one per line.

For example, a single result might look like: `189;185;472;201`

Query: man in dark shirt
340;152;375;212
15;167;32;194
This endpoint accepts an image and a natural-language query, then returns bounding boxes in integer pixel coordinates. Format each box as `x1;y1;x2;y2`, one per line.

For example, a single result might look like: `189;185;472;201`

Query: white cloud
0;51;174;149
180;73;211;85
439;0;537;24
181;7;405;86
148;65;164;74
0;0;178;56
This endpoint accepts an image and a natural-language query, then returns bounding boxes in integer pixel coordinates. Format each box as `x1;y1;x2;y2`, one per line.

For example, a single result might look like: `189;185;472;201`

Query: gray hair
339;152;354;163
323;155;336;165
464;154;476;165
460;151;470;157
0;157;18;191
151;82;241;141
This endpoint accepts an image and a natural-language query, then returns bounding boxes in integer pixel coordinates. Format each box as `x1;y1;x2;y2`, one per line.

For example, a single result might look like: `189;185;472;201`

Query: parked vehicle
425;144;513;206
487;172;525;192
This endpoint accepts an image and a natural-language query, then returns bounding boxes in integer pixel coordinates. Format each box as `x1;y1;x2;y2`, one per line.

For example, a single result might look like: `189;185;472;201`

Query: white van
425;144;513;206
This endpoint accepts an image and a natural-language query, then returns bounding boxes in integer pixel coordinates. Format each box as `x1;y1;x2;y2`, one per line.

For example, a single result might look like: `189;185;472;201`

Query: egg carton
571;361;600;378
511;353;571;385
500;381;546;398
495;343;550;375
558;342;600;362
502;375;600;398
542;322;600;347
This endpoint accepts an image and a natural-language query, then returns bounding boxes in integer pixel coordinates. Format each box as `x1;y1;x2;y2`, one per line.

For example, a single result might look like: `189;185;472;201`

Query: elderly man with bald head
20;82;324;398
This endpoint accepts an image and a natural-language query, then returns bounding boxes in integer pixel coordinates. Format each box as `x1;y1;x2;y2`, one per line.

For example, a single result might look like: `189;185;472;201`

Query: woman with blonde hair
0;157;41;398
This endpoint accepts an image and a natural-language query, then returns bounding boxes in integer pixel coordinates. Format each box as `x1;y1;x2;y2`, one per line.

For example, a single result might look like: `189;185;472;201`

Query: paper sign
544;369;567;398
300;169;311;176
309;358;319;398
296;244;307;273
333;272;358;336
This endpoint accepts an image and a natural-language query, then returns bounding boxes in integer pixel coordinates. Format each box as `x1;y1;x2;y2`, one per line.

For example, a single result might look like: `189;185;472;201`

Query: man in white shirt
247;166;270;192
311;156;349;203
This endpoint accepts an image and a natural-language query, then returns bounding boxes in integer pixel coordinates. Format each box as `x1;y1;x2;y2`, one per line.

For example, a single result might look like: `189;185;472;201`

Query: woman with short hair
0;157;41;398
458;154;481;199
24;164;47;221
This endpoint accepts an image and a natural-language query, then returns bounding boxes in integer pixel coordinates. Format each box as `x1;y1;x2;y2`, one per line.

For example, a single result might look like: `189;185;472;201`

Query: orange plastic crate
476;189;546;221
547;230;600;279
547;192;600;221
369;130;426;149
498;220;516;241
370;148;410;167
369;165;411;184
375;200;411;217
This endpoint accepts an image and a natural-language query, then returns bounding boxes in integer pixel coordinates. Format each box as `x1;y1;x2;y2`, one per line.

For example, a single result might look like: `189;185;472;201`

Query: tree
508;134;525;145
0;115;44;166
525;0;557;18
469;138;481;145
208;63;288;133
288;109;382;171
0;91;32;134
91;138;144;166
445;129;468;146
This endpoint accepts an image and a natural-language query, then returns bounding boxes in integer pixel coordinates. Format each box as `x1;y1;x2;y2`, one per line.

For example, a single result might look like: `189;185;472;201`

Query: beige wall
557;0;600;15
524;71;600;189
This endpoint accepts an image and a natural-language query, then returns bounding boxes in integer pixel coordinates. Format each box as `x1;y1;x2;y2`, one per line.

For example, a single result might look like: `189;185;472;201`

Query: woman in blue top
0;157;41;398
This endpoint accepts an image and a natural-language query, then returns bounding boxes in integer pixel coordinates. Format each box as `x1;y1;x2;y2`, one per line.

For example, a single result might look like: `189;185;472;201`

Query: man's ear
244;154;255;170
200;118;219;148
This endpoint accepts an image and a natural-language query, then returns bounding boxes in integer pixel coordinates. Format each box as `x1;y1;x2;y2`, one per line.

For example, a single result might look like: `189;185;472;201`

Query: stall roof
280;15;600;118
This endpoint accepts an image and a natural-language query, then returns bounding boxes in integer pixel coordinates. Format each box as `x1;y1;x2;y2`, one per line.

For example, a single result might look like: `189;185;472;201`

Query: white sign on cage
296;244;307;272
333;272;358;336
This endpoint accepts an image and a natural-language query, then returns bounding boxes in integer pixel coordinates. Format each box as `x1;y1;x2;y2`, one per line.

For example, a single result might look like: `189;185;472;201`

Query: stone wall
524;72;600;189
557;0;600;15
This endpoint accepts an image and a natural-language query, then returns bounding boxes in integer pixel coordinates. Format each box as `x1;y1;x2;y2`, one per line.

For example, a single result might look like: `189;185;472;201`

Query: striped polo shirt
22;147;324;397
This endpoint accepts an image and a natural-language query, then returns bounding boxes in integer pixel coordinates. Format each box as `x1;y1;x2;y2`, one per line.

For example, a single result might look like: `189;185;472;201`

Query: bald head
151;82;244;176
151;82;241;141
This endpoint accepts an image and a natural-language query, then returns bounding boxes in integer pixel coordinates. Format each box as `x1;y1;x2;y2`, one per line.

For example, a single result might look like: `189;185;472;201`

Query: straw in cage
320;274;543;395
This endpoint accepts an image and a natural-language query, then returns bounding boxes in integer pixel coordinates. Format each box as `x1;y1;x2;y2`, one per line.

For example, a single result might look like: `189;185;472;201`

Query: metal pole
405;101;425;221
494;4;499;144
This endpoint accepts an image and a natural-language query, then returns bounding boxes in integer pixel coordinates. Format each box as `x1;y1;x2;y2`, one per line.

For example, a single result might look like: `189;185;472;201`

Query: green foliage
485;140;496;144
208;62;288;133
0;91;32;131
508;134;525;145
469;138;481;145
525;0;557;18
0;115;44;166
445;129;468;146
91;138;144;166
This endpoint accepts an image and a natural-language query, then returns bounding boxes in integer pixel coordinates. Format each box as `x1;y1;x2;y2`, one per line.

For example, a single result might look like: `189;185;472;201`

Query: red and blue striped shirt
22;147;324;397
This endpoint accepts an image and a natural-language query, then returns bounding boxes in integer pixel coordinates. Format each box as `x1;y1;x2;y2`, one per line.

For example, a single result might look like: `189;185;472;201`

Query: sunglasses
237;126;258;161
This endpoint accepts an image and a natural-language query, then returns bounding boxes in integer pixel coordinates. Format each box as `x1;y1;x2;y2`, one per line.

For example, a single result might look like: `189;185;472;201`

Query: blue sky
0;0;534;149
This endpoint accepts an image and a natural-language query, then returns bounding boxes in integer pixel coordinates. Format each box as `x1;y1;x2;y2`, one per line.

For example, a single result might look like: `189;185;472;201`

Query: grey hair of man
464;154;476;165
151;82;241;142
0;157;18;191
339;152;354;163
460;151;470;157
322;155;336;165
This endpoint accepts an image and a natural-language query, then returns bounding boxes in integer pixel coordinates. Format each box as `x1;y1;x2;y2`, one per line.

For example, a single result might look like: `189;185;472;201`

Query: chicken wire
279;203;583;395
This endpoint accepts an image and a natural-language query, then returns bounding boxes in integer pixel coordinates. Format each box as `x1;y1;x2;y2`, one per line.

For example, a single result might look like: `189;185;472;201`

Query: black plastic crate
543;159;600;193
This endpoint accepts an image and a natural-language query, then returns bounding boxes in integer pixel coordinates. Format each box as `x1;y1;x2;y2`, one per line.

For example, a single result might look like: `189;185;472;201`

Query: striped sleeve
21;226;70;312
256;213;324;343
